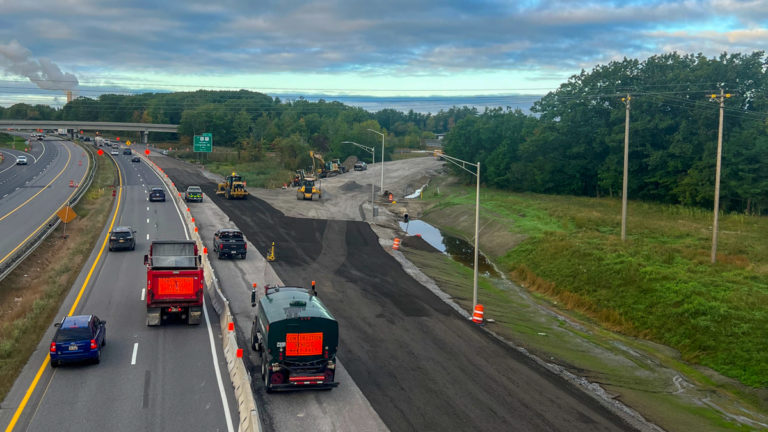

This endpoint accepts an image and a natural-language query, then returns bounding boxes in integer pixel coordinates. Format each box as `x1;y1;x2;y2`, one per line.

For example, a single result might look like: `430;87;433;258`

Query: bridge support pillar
142;131;148;146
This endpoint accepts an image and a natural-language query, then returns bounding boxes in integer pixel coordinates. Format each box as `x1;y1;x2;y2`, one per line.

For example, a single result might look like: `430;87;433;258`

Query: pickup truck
213;228;247;259
185;186;203;202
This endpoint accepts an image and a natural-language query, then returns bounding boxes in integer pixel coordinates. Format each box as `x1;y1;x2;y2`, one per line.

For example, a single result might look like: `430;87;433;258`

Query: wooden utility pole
711;89;731;263
621;94;630;241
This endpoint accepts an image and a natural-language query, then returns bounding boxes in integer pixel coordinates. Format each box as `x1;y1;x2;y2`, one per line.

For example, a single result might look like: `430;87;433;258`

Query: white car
16;155;28;165
110;149;119;156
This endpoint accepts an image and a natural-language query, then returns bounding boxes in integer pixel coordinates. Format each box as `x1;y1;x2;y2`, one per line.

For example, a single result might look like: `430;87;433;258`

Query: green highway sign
193;133;213;152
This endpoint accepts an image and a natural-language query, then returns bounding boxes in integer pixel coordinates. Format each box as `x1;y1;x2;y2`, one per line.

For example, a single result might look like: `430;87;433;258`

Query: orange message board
156;277;194;295
285;332;323;356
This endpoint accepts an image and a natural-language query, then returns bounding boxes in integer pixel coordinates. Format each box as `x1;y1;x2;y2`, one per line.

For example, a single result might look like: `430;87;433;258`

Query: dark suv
109;226;136;251
50;315;106;367
149;187;166;202
123;148;131;155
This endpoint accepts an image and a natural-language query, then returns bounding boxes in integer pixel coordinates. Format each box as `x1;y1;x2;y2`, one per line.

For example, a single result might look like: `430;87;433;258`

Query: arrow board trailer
251;285;339;392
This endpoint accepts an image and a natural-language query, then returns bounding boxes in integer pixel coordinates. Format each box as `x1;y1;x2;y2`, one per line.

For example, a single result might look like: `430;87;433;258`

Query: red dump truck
144;240;204;326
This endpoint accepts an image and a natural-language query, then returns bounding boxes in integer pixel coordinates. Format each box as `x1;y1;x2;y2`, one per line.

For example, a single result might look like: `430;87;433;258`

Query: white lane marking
146;234;149;240
203;299;235;432
146;218;150;224
146;206;149;211
141;288;145;301
131;343;139;365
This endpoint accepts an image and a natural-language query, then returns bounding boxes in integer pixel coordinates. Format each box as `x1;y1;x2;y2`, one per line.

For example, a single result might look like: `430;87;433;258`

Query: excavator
216;172;249;199
297;152;323;200
310;151;329;178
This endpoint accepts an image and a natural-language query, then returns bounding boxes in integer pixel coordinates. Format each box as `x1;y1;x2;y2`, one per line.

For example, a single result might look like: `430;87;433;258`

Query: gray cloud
0;40;78;91
0;0;766;91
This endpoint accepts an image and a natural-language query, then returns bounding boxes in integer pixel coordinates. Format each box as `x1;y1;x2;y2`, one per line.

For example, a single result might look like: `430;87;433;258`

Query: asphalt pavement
0;150;237;431
0;137;88;272
156;155;638;432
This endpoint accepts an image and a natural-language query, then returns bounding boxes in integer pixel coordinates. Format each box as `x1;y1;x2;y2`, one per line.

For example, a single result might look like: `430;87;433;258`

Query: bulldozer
216;172;249;199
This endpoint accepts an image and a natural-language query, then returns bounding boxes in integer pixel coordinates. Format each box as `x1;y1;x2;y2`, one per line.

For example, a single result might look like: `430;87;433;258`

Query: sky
0;0;767;112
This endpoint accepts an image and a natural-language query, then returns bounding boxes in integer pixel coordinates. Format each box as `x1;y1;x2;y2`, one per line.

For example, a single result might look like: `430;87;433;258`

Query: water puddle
399;219;500;278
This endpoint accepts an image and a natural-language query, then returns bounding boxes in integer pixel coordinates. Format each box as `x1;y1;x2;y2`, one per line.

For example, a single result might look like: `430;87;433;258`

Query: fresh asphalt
0;150;237;431
156;156;638;432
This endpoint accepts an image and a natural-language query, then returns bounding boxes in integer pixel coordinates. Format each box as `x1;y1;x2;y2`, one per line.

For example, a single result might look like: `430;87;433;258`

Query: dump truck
296;177;321;200
143;240;204;326
216;172;249;199
250;284;339;392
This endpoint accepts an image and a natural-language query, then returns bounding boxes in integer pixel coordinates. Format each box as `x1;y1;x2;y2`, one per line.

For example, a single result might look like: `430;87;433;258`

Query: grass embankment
0;146;116;400
0;134;29;151
420;177;768;389
173;150;292;188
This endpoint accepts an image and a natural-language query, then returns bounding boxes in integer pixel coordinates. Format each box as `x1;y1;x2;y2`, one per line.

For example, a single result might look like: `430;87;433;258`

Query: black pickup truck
213;228;247;259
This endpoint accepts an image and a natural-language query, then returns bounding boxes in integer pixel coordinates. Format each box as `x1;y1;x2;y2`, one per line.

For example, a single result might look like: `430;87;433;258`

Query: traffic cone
392;238;401;250
69;180;74;187
388;193;394;202
471;304;484;324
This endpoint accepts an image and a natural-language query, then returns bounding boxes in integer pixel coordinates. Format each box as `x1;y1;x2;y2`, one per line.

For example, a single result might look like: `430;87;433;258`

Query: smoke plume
0;39;78;91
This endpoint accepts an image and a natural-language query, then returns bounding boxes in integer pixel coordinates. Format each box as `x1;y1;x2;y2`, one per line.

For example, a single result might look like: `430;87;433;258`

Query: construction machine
296;177;322;200
309;151;329;178
291;169;306;187
216;172;249;199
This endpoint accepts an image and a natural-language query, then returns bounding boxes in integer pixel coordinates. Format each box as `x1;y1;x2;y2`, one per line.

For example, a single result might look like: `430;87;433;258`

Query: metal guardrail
0;142;96;283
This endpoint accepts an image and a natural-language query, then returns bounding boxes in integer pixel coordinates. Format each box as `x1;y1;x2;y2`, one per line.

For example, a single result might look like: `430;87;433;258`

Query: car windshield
55;328;92;342
151;189;164;194
113;231;132;239
220;232;243;240
188;188;201;193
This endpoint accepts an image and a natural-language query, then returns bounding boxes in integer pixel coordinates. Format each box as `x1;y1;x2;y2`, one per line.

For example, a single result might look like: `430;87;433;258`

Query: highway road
157;156;639;432
0;135;88;275
0;150;237;431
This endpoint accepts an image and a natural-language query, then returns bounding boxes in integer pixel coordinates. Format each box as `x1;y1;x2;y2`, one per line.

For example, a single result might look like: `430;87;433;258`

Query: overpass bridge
0;120;178;144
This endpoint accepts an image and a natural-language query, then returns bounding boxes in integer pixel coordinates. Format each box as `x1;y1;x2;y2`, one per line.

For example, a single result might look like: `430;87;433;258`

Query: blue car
49;315;106;367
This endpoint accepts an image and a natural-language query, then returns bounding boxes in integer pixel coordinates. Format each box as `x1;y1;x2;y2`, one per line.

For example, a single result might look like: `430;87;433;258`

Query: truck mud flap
146;308;161;326
188;307;202;325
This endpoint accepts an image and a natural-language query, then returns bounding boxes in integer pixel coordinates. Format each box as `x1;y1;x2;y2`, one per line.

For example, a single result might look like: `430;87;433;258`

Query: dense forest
446;51;768;214
2;51;767;213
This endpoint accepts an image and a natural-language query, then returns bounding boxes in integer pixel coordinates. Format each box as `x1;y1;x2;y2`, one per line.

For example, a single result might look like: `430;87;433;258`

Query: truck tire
241;253;246;260
261;353;272;393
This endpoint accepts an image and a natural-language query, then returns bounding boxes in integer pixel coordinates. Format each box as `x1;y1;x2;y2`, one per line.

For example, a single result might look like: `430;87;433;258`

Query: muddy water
399;219;500;278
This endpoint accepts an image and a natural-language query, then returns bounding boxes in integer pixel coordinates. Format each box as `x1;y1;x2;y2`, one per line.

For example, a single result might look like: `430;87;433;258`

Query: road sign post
193;133;213;152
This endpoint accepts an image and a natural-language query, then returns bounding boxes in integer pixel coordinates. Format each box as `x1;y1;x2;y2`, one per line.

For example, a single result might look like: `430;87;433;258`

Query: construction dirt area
151;153;767;432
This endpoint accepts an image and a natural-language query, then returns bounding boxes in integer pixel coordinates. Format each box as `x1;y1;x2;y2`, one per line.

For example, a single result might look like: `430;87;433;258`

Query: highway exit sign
193;133;213;152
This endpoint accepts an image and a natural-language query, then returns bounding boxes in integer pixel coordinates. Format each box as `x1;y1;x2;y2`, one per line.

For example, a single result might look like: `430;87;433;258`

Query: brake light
220;244;224;249
90;339;98;350
244;243;247;250
50;342;56;353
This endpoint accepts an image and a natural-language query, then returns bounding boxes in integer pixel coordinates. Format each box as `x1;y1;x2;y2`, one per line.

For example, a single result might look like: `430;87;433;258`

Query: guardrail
0;141;96;283
145;158;261;432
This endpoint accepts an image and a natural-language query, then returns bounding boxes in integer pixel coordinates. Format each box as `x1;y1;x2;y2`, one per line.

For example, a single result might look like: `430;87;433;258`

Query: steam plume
0;39;78;91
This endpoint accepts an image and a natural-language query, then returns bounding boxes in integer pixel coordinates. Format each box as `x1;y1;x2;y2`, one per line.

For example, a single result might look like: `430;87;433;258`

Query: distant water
276;94;541;115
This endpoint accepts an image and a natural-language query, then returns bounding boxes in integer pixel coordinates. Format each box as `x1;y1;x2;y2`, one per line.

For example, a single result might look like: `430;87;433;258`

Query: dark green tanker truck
251;284;339;392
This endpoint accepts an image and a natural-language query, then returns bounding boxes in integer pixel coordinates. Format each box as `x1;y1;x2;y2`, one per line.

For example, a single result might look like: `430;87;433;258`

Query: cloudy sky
0;0;766;110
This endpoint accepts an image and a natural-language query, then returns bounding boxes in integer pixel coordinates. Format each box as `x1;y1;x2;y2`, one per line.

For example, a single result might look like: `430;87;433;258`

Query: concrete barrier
142;155;261;432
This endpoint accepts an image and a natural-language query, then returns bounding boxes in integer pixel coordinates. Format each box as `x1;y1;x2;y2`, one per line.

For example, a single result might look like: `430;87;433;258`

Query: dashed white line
146;234;149;240
131;343;139;365
146;218;150;224
141;288;145;301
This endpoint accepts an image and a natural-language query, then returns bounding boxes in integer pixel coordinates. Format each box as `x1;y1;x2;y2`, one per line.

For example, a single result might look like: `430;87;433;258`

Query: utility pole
711;89;731;264
621;94;630;242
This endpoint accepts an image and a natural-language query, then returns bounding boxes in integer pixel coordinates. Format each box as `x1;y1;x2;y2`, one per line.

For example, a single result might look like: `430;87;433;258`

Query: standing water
399;220;500;278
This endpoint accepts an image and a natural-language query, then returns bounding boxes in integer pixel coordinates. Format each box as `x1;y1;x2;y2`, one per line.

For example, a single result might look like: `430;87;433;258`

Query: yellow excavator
216;172;249;199
297;152;323;200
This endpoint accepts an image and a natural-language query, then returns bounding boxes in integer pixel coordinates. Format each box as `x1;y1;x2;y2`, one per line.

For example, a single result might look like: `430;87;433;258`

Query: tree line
0;90;476;170
445;51;768;214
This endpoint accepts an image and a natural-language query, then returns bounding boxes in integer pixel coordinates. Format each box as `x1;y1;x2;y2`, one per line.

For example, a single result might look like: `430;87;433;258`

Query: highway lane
0;137;88;274
158;157;638;432
0;151;237;431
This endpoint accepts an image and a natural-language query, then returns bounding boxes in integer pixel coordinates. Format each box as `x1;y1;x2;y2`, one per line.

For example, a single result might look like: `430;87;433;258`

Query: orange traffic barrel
471;304;484;324
392;238;401;250
69;180;74;187
388;193;394;202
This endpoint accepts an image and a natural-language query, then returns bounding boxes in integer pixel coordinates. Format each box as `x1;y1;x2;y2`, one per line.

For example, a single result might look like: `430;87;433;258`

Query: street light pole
440;153;481;309
367;129;385;196
342;141;376;218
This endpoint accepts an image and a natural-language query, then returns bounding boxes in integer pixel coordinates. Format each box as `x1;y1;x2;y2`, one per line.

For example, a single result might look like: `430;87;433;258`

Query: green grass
0;133;29;151
422;177;768;388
